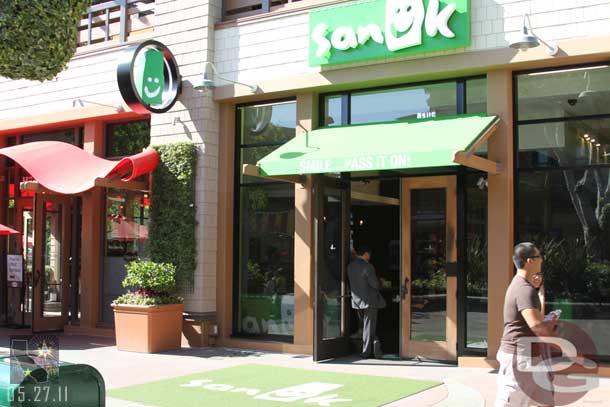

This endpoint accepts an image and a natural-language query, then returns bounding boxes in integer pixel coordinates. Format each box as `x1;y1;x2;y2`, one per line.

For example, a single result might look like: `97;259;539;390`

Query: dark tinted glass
237;183;295;336
106;120;151;157
518;170;610;356
466;78;487;114
518;118;610;168
411;189;445;216
465;174;488;350
22;129;77;145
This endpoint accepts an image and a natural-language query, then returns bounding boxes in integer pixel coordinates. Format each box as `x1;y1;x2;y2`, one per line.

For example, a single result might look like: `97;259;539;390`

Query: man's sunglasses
529;255;543;260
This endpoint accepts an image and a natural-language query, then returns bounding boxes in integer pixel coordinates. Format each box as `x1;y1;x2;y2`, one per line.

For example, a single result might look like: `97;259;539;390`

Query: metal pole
119;0;128;43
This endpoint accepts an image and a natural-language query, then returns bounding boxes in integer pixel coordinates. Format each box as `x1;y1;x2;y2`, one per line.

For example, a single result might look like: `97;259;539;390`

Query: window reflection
236;101;296;338
518;119;610;168
105;190;149;258
517;65;610;121
351;82;457;124
517;65;610;358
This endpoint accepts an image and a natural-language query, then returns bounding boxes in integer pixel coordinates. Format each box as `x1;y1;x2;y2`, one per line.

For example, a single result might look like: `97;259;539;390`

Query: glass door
32;194;72;332
313;176;351;361
401;176;458;361
14;198;34;327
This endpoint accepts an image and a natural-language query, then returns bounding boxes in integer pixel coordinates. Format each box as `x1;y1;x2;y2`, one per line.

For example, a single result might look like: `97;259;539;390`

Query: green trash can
0;357;105;406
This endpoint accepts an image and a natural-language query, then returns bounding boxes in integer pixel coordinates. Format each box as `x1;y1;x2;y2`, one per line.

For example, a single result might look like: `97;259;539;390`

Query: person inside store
347;244;386;359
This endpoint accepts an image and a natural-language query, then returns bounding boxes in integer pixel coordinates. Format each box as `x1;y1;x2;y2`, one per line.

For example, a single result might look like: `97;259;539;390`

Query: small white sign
417;111;437;119
7;254;23;287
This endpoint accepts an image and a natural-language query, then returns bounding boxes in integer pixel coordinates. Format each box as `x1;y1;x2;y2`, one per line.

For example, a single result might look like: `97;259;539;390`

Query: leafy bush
113;260;183;305
0;1;91;81
149;143;197;290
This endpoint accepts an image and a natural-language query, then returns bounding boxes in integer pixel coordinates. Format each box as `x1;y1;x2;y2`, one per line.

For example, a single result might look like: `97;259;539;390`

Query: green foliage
113;259;183;305
412;256;446;295
466;235;487;296
107;121;151;157
149;143;197;290
0;1;91;81
583;262;610;303
114;292;183;306
538;238;587;300
122;260;177;292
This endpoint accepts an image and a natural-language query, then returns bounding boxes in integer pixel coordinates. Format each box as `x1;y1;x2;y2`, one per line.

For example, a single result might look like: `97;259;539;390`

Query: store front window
464;172;488;351
322;77;487;127
516;64;610;358
235;101;296;339
101;120;151;324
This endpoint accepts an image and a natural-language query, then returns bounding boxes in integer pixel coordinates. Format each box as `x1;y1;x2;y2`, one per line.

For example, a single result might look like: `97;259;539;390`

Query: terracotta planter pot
112;303;184;353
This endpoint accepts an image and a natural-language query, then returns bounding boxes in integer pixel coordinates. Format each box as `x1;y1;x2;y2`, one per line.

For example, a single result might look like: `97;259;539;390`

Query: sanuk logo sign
309;0;470;66
181;379;351;406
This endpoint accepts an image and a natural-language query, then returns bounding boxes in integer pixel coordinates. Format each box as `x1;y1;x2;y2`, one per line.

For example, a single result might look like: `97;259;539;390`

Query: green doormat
108;364;440;407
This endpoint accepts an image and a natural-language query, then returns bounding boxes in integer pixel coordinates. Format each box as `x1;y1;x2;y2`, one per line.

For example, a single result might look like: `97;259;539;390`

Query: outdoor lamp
509;14;558;56
193;61;258;93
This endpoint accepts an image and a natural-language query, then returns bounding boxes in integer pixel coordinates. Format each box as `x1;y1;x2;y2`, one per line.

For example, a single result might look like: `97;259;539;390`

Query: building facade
1;0;610;373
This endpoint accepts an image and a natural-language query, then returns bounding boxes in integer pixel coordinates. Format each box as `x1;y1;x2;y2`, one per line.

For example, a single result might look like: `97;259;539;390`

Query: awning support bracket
453;117;502;175
242;164;305;185
20;178;149;194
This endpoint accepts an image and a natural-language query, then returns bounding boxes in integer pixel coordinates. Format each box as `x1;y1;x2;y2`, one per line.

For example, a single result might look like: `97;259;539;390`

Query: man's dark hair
355;244;371;256
513;242;538;269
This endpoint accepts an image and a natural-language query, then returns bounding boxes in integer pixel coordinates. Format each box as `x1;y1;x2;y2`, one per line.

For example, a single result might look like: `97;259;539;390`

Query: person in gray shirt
347;244;386;358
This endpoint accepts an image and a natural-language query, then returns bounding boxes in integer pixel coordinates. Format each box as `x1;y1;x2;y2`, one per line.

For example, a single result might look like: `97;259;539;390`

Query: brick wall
214;0;610;84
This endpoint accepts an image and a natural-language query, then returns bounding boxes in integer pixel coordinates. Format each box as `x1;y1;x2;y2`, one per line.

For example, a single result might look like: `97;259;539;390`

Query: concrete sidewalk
0;330;608;406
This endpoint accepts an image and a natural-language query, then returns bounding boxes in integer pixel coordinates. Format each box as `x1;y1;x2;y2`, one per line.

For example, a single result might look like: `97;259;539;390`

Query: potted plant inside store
112;259;184;353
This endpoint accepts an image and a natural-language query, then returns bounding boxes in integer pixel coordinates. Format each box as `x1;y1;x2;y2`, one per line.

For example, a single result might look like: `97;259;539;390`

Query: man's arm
365;266;379;290
521;308;557;337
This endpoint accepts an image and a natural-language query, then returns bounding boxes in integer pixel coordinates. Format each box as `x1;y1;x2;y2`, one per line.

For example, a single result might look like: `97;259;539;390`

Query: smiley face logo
385;0;425;51
135;49;165;105
145;76;161;99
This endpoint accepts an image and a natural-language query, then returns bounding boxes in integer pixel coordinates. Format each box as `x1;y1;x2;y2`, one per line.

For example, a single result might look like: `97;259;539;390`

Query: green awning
256;114;499;176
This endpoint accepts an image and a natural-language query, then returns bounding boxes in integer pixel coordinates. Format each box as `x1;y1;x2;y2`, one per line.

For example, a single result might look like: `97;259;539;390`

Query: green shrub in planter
113;260;184;306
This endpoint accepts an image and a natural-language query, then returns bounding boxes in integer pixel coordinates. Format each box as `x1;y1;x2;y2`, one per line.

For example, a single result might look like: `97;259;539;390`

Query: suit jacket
347;258;386;309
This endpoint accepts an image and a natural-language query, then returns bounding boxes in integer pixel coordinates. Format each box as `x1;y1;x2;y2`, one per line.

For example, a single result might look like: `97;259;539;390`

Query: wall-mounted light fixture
193;61;258;93
509;15;558;56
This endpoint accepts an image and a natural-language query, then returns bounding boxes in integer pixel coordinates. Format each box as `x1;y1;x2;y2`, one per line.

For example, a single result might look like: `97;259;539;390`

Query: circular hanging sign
117;40;181;114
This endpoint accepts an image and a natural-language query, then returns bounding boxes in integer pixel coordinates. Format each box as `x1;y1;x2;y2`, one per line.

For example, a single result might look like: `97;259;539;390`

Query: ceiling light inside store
596;144;601;147
591;139;596;143
584;134;590;138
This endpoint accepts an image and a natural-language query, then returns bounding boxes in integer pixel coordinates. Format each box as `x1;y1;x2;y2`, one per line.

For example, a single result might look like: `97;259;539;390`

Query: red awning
0;141;159;194
0;223;20;235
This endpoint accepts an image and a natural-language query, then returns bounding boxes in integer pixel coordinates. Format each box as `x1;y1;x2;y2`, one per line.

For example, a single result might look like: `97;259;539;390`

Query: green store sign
309;0;470;66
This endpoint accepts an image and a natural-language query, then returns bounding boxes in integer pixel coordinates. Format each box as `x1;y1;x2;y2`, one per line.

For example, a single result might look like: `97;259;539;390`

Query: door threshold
325;354;457;367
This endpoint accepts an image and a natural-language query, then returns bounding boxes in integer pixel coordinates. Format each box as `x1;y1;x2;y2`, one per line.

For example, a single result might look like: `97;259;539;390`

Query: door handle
401;276;409;298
